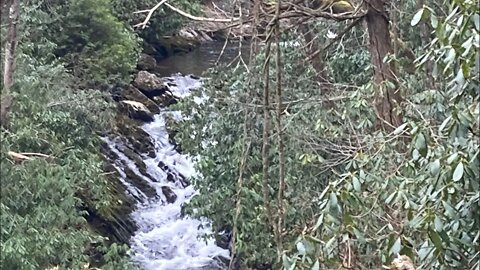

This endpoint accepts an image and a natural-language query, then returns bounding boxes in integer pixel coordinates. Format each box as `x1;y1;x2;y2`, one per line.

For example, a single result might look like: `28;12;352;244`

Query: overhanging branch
134;0;240;29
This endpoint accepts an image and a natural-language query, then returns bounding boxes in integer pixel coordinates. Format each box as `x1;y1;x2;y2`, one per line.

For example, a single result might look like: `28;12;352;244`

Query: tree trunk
3;0;20;94
416;0;434;88
299;23;330;85
365;0;403;130
1;0;19;128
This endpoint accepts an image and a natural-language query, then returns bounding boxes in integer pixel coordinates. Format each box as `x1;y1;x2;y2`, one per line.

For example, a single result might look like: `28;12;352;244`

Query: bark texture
299;23;330;84
3;0;20;93
365;0;403;130
1;0;19;128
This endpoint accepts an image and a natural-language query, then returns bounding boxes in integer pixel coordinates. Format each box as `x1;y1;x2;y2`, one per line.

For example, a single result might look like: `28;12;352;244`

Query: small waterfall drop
104;74;229;270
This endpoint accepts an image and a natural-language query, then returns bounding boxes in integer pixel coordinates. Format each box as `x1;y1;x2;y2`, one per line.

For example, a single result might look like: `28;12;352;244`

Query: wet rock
123;166;157;198
166;173;176;183
120;145;158;182
116;118;156;158
137;53;157;71
157;161;168;170
215;225;232;250
123;85;160;115
133;71;169;97
179;176;190;188
151;88;177;107
162;186;177;203
212;255;231;270
119;100;154;122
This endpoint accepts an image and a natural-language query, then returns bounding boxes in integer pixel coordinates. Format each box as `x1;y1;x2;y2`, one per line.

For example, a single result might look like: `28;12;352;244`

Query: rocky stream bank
92;34;238;269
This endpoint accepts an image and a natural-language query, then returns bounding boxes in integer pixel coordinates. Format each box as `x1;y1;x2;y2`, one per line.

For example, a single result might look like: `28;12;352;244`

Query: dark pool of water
154;41;250;77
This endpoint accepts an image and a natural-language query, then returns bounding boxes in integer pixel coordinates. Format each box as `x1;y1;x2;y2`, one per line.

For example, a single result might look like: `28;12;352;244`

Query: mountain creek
100;41;246;270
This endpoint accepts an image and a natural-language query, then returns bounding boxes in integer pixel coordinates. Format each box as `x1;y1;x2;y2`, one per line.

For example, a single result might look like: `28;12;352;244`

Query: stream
105;42;244;270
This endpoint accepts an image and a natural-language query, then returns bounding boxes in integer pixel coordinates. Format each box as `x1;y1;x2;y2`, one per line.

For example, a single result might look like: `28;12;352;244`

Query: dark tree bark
299;23;330;85
365;0;403;130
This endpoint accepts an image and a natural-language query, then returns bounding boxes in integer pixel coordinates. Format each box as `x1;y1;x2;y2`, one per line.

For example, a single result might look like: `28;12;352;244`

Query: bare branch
134;0;169;29
134;0;240;29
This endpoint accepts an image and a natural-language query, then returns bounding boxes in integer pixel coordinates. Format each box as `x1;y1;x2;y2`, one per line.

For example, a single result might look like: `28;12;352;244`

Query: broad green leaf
429;230;444;251
296;242;306;256
439;117;451;133
444;48;456;64
434;215;444;232
390;237;402;255
415;133;428;157
325;237;336;251
393;123;408;135
352;176;361;192
329;192;338;209
430;159;441;176
385;191;397;204
282;254;292;269
447;153;458;164
473;13;480;31
313;214;324;231
452;162;464;181
431;14;438;28
411;9;424;26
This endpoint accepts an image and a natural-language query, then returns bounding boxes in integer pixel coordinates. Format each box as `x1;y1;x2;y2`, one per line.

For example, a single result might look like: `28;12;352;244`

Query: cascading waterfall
104;75;229;270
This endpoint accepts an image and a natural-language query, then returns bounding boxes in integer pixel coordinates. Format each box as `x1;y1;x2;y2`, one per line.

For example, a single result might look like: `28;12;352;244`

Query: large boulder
137;53;157;71
120;100;154;122
116;117;156;158
133;71;169;97
123;85;160;115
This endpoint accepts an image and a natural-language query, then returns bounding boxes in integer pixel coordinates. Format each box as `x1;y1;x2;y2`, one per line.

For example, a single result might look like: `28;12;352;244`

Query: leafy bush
174;1;479;269
46;0;140;85
0;6;136;270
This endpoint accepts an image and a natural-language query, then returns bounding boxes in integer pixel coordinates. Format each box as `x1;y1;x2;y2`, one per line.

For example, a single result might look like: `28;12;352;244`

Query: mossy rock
115;116;156;158
120;144;158;182
123;166;157;199
81;163;138;245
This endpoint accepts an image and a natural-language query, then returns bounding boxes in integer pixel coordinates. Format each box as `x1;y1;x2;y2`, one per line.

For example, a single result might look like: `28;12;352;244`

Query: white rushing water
106;75;229;270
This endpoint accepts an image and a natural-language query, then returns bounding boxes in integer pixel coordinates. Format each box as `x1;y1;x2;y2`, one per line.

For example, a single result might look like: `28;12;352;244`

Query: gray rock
119;100;154;122
137;53;157;71
133;71;169;97
123;85;160;115
162;186;177;203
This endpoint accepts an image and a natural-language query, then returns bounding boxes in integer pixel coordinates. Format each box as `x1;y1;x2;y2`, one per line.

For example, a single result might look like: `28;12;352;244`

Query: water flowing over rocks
104;68;229;270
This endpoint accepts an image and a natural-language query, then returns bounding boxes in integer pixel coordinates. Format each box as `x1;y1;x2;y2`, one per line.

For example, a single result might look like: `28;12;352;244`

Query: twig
306;18;362;62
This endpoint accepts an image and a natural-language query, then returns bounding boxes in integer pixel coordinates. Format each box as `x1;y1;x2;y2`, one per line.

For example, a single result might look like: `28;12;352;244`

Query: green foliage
282;2;479;270
174;36;378;267
173;1;479;270
36;0;140;86
113;0;201;55
0;4;137;269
